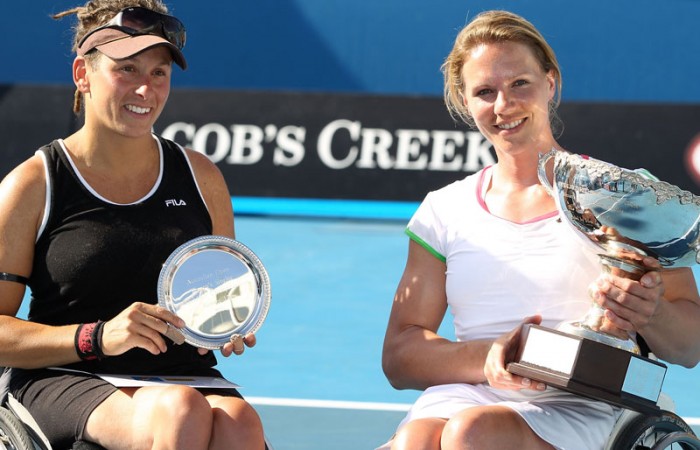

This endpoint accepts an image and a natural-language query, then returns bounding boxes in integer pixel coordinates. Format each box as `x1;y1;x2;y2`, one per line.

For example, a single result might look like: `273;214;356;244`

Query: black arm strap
0;272;29;285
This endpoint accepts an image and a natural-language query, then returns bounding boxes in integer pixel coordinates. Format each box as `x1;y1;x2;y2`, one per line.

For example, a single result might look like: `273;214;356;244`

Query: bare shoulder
182;148;234;236
183;147;230;193
0;154;47;225
0;154;47;283
184;148;223;179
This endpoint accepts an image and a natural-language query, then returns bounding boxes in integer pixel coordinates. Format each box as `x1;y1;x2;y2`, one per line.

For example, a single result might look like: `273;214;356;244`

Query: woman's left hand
593;256;664;334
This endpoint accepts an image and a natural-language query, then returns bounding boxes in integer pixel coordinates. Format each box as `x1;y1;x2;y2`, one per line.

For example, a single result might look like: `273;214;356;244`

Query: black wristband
75;321;108;361
92;320;107;360
75;323;98;361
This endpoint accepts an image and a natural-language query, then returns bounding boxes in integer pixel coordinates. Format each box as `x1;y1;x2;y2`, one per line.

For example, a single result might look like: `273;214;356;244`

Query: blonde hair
53;0;170;114
442;10;562;130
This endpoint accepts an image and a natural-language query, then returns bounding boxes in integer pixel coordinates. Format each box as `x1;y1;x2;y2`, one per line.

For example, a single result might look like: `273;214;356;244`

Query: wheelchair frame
1;393;70;450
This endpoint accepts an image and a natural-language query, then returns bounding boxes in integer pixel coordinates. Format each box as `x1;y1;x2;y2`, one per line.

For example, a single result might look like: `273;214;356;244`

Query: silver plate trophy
158;235;271;350
507;149;700;414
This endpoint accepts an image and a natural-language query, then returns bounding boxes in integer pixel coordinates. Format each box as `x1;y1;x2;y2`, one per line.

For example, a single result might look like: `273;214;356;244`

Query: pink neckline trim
476;166;558;224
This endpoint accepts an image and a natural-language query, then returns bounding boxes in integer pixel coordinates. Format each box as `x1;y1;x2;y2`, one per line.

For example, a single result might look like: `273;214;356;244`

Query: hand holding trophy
507;150;700;414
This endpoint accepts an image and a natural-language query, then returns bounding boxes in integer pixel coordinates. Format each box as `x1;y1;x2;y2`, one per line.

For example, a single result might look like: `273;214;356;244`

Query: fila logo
165;199;187;207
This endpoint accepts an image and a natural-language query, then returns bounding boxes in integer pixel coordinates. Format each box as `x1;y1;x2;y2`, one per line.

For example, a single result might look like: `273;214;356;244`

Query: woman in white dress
381;10;700;450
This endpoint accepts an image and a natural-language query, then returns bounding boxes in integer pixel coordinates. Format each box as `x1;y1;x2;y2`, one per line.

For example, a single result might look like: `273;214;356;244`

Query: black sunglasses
78;7;186;50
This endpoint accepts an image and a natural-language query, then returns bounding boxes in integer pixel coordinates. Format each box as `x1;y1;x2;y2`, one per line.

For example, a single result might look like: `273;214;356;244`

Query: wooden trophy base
506;324;667;415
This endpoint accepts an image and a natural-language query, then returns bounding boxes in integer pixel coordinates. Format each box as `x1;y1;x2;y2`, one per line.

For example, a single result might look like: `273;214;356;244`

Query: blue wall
2;0;699;103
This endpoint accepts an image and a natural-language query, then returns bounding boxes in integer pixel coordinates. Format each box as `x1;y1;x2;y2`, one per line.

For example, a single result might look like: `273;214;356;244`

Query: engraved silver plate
157;235;271;349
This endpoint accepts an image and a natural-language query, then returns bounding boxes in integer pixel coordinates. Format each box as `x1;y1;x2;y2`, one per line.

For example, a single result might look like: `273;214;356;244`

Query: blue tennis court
15;202;700;449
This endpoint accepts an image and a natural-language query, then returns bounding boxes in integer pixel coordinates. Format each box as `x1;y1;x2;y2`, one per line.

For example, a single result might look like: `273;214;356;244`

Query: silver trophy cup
507;149;700;413
539;149;700;352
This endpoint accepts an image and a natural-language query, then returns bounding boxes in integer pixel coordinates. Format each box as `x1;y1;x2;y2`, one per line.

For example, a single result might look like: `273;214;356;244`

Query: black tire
0;406;34;450
608;410;699;450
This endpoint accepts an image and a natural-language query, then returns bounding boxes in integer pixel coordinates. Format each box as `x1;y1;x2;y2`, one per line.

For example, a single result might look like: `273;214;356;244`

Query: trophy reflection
506;150;700;414
173;271;258;336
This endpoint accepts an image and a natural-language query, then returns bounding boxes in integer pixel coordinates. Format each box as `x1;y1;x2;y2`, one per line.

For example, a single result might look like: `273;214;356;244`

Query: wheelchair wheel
607;410;699;450
0;406;34;450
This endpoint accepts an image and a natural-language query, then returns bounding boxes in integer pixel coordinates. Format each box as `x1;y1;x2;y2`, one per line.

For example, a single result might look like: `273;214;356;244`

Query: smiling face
77;46;173;138
460;41;556;156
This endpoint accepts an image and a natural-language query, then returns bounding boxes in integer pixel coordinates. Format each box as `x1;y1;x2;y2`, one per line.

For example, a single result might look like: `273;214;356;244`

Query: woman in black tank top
0;2;265;449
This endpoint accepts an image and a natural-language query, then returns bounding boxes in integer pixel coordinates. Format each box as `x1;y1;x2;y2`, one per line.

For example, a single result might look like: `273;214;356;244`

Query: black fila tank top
28;136;219;374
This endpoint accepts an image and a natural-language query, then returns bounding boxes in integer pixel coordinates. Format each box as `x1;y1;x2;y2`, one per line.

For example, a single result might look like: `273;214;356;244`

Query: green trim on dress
404;228;446;263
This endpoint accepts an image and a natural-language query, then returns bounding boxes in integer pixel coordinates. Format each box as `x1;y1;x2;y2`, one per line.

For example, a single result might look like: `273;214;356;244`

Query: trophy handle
537;150;556;197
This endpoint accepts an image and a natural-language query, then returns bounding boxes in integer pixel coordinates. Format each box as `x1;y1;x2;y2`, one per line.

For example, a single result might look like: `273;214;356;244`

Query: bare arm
184;148;256;356
382;240;496;390
185;148;235;238
0;156;84;368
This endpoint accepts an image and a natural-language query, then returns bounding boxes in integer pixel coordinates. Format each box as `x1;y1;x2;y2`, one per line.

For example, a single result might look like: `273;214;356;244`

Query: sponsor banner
2;84;699;201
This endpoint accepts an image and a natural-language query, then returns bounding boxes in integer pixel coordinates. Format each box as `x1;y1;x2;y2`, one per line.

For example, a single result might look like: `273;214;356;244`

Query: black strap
0;272;29;285
637;334;651;358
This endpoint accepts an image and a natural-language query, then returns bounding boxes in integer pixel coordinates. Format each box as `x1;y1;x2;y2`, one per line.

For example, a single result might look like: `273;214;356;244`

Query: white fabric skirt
381;383;620;450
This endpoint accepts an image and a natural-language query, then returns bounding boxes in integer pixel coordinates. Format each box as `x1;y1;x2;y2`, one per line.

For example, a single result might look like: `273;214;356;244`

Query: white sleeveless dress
391;166;620;450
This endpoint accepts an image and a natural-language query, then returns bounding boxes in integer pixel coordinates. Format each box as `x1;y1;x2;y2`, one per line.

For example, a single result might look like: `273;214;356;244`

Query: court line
247;396;411;412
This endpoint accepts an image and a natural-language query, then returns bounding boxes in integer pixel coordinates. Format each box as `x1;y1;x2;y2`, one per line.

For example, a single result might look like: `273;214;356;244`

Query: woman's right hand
483;315;547;391
100;302;186;356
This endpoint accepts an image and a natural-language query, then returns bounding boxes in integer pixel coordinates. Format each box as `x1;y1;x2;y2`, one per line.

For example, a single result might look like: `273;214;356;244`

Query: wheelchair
603;393;700;450
0;392;62;450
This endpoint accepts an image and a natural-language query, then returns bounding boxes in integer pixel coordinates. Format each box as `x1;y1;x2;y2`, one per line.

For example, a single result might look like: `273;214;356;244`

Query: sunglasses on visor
78;7;186;50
